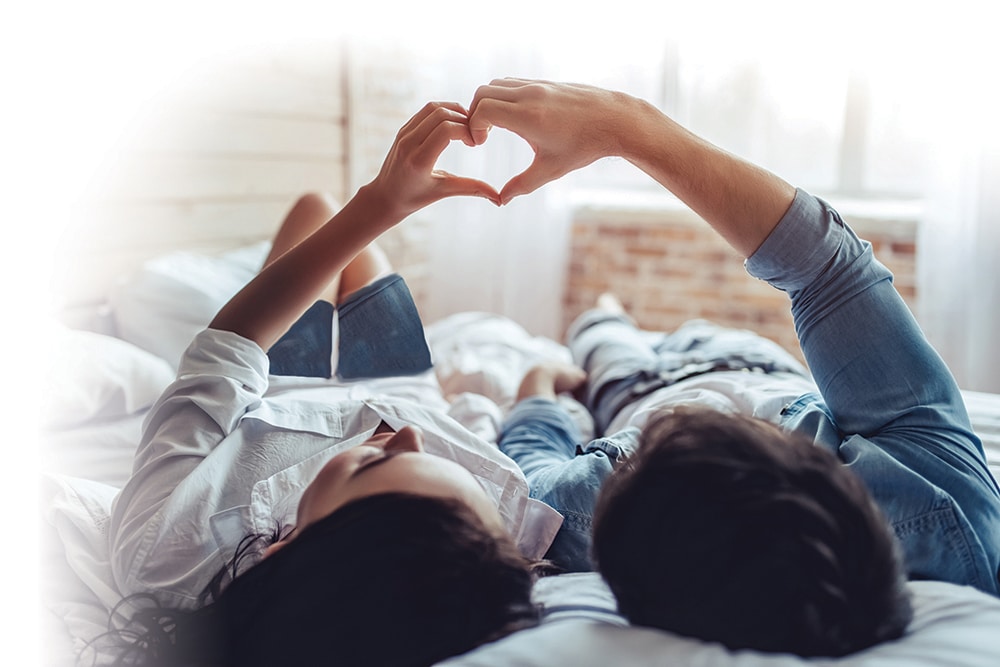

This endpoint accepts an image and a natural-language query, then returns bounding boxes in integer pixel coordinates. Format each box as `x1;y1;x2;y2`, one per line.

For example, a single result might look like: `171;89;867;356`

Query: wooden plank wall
51;42;349;311
341;41;435;311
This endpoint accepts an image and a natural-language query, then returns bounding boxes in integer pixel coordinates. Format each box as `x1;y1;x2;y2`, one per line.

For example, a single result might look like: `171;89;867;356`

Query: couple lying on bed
104;80;1000;667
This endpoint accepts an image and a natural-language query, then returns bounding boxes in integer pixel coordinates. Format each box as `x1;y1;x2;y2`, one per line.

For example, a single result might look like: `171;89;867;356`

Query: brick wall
563;200;918;363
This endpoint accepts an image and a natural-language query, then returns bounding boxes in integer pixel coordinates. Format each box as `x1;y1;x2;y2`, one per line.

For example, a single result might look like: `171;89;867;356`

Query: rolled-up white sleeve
109;328;269;602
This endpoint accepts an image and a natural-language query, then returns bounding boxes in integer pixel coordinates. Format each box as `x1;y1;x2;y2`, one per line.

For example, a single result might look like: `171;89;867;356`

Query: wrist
354;183;407;230
616;95;672;164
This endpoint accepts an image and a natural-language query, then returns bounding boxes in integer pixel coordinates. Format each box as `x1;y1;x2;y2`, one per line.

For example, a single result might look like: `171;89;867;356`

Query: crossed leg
264;192;393;305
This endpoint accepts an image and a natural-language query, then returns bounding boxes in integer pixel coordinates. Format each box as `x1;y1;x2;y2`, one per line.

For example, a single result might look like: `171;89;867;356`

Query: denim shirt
751;191;1000;595
500;189;1000;595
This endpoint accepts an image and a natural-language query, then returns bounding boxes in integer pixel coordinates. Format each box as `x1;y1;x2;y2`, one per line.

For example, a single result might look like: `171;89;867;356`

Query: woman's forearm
209;185;399;350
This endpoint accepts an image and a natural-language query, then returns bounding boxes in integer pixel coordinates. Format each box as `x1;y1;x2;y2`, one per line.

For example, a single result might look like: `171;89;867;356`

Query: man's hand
468;79;636;204
469;78;795;256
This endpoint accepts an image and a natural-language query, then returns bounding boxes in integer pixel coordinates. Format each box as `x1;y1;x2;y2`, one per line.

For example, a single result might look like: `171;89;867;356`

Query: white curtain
918;94;1000;393
388;41;670;340
345;22;1000;380
412;50;572;339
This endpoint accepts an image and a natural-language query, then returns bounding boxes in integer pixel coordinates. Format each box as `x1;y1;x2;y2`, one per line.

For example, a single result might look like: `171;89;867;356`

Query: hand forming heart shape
434;128;535;205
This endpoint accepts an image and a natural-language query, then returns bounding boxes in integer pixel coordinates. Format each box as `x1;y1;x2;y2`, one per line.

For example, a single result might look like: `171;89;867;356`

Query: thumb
433;170;501;205
499;157;560;205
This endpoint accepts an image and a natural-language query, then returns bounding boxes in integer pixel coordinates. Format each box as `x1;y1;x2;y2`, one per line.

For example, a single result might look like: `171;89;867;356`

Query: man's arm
468;78;795;257
472;78;1000;592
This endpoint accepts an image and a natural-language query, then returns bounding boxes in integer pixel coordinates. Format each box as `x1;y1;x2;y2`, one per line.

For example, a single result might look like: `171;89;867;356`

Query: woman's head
106;427;535;666
278;425;506;553
172;493;538;667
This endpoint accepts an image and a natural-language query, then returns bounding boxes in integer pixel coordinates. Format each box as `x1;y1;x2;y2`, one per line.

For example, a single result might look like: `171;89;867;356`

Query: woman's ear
263;538;290;559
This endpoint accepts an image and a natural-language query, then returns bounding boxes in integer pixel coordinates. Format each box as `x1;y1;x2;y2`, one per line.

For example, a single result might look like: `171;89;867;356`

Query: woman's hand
365;102;501;220
211;102;498;349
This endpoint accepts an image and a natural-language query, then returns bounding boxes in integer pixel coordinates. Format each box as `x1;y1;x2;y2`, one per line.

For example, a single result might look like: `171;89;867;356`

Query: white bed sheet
444;575;1000;667
39;244;1000;667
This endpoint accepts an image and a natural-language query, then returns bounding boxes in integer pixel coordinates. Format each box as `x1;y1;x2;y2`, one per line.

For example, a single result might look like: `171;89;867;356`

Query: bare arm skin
210;102;499;350
468;78;795;257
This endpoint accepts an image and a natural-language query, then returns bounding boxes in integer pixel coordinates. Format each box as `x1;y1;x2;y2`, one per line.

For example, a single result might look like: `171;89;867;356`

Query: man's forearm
619;96;796;258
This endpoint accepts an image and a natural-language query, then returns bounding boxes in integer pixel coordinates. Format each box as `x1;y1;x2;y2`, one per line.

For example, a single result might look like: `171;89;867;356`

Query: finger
483;77;557;92
471;81;525;106
471;78;552;109
397;101;469;141
467;83;526;137
411;105;469;143
431;170;501;205
416;118;477;167
499;158;563;205
488;77;532;87
399;107;472;160
467;98;522;146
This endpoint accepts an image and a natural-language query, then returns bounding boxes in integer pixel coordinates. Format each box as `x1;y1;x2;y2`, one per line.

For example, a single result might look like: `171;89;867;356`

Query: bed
38;239;1000;667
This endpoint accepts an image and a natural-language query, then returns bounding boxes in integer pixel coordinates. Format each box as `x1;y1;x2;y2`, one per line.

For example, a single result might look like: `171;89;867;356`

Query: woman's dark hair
97;493;539;667
592;407;913;657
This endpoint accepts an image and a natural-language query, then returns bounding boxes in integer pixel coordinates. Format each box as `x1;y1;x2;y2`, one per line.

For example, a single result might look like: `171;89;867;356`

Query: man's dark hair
592;407;913;657
102;493;538;667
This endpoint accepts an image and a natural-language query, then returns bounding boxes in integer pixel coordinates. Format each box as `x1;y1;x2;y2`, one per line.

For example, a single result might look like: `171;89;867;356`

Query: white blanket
39;243;1000;666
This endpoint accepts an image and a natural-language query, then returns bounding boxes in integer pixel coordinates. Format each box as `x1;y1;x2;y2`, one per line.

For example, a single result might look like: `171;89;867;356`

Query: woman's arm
211;102;499;350
110;102;500;600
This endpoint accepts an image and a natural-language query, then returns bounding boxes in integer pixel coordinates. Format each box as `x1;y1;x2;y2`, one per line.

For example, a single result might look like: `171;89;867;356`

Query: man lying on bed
104;103;562;667
471;78;1000;657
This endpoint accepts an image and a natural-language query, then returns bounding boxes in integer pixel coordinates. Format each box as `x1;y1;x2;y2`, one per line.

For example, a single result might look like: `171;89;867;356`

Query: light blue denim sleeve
499;398;624;573
747;189;1000;595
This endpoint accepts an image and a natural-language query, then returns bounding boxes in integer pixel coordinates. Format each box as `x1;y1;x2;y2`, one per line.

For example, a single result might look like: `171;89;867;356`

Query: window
539;35;936;204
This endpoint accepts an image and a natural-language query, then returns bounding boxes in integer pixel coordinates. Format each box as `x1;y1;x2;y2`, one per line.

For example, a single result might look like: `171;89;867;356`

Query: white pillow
440;573;1000;666
41;474;123;665
43;325;175;429
109;241;270;369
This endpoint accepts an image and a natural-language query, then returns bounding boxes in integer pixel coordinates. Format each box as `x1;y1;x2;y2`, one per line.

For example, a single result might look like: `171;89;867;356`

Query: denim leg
566;311;662;435
335;273;432;380
268;300;335;378
748;189;1000;594
499;397;614;572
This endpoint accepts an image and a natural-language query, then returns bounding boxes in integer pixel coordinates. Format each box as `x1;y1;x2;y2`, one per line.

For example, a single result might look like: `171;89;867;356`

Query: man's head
592;407;912;657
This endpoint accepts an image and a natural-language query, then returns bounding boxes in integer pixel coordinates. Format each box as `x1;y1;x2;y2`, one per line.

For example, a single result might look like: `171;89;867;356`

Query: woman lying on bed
101;103;562;667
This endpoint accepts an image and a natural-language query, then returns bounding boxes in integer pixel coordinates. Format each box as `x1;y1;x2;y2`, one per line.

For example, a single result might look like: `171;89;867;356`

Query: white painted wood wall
47;41;568;339
51;43;350;310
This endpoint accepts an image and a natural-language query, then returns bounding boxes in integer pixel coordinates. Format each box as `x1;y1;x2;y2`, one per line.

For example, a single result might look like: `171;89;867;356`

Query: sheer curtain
417;44;674;338
918;77;1000;393
346;21;1000;382
416;50;573;339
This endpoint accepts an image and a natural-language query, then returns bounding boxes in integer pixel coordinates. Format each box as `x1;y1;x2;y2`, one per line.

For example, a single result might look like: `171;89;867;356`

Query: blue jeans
268;273;432;380
500;189;1000;594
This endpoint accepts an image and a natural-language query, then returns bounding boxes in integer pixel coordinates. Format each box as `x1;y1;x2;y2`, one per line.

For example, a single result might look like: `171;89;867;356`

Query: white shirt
109;328;562;609
609;370;818;434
